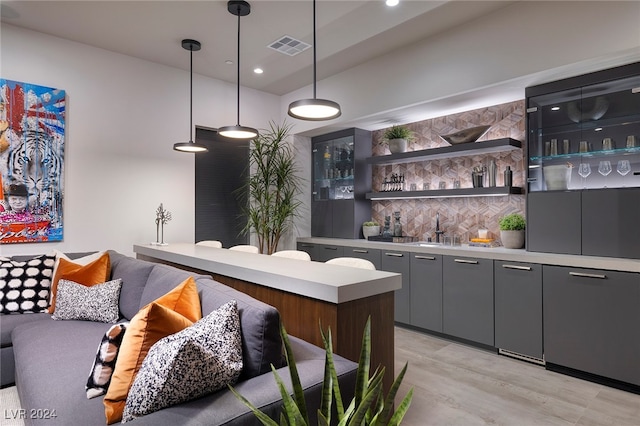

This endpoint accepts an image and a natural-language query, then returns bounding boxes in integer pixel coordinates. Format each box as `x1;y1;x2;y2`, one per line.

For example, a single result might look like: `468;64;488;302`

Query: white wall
0;24;279;257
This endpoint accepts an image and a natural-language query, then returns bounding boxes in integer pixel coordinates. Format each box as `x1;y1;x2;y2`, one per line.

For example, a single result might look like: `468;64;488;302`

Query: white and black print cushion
122;300;243;422
0;254;56;314
86;322;129;399
52;279;123;323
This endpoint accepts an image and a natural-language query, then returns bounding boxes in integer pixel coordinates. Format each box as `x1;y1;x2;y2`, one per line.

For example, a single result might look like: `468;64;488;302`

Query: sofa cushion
52;279;123;323
148;276;201;323
86;322;129;399
0;254;56;314
196;277;284;380
52;250;106;282
138;264;209;310
122;300;243;422
108;251;155;320
49;253;111;313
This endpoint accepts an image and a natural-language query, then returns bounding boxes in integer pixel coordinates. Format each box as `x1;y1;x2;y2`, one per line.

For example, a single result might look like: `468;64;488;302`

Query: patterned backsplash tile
370;100;526;243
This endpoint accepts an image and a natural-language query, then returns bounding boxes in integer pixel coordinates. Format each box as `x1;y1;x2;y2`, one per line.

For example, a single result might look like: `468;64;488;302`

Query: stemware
578;163;591;188
617;160;631;176
598;160;612;187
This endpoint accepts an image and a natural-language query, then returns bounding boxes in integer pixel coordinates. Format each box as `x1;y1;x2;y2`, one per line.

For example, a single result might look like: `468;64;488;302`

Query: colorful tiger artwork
0;79;65;244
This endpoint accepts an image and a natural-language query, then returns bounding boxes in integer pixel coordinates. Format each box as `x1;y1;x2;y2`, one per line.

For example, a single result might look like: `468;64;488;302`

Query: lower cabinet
381;250;411;324
343;246;382;270
297;242;317;260
543;265;640;386
410;253;443;332
443;256;494;346
527;191;581;255
494;261;542;360
314;244;345;262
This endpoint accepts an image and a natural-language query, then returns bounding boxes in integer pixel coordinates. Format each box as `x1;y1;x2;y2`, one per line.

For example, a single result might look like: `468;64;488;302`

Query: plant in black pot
381;125;416;154
499;213;526;249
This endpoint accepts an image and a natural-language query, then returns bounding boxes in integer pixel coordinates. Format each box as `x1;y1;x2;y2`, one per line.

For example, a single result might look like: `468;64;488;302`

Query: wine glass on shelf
578;163;591;188
598;160;612;187
617;160;631;187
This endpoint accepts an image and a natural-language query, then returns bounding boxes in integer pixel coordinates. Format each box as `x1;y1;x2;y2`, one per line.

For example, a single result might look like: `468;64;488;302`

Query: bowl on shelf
543;164;572;190
438;125;492;145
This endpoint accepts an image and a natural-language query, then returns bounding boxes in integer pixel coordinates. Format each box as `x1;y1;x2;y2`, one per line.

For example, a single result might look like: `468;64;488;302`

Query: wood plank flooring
394;326;640;426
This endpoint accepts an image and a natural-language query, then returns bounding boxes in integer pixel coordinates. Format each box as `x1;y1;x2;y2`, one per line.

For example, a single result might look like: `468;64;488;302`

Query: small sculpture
154;203;172;245
382;215;392;238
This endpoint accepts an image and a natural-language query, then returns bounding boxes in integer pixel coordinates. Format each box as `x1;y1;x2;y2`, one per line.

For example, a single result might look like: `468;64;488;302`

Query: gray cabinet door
582;188;640;259
494;261;542;359
296;242;317;260
443;256;494;346
543;265;640;386
314;244;345;262
527;191;582;255
344;246;381;270
311;201;332;238
410;253;443;332
381;250;411;324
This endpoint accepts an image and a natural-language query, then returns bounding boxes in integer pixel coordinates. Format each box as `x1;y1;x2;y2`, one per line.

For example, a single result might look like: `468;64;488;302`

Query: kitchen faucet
435;212;444;243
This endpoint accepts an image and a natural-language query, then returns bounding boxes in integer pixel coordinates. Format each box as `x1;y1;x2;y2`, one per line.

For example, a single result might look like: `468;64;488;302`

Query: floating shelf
366;138;522;166
366;186;524;200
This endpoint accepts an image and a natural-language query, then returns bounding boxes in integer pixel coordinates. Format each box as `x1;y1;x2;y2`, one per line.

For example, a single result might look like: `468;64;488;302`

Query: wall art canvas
0;79;65;244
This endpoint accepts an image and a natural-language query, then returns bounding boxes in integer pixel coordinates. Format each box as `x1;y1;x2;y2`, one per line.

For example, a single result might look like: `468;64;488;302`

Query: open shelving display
366;186;523;200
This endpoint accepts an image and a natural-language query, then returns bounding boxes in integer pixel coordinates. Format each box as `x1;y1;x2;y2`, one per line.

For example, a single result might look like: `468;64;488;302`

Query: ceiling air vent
268;35;311;56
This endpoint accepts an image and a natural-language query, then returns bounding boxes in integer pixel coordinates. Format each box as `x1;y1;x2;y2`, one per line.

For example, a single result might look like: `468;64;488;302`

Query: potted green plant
362;220;380;239
236;121;303;254
499;213;526;249
230;317;413;425
381;125;416;154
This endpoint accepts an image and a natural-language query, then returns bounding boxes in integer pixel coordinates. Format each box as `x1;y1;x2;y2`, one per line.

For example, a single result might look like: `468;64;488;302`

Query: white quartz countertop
298;237;640;273
133;243;401;304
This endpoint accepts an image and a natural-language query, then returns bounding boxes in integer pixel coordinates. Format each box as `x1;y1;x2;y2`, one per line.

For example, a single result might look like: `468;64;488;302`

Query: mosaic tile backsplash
371;100;526;244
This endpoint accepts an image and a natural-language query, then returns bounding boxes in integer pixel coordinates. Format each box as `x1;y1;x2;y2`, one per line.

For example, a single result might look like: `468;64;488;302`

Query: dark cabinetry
381;250;411;324
527;191;581;255
311;128;372;238
543;265;640;386
442;256;494;346
494;261;543;360
313;244;345;262
410;253;443;332
343;246;381;270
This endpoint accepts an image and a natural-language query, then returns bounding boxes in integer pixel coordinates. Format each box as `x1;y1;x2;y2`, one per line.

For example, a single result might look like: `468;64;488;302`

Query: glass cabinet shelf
366;186;523;200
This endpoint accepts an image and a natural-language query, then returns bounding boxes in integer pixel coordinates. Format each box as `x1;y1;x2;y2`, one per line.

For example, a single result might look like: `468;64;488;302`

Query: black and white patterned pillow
122;300;243;422
52;279;122;323
86;322;129;399
0;254;56;314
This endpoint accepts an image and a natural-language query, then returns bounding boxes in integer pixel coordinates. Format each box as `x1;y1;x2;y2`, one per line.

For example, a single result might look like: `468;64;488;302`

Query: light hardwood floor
394;326;640;426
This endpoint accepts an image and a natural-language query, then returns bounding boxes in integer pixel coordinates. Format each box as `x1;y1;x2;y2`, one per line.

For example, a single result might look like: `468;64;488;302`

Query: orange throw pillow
103;277;202;424
103;303;194;424
48;253;111;313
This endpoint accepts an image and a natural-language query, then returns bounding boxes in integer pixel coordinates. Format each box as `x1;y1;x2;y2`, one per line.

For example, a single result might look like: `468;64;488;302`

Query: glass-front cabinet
527;74;640;192
313;135;356;201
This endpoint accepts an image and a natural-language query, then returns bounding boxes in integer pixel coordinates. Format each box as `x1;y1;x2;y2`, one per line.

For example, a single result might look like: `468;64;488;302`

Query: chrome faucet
435;212;444;243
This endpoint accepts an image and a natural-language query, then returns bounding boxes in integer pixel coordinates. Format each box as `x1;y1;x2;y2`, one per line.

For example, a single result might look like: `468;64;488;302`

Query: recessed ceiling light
386;0;399;6
594;127;603;132
551;106;560;111
225;60;233;65
254;67;263;74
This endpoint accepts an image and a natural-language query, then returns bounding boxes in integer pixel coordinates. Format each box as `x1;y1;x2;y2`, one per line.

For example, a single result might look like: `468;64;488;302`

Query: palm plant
237;121;303;254
230;317;413;425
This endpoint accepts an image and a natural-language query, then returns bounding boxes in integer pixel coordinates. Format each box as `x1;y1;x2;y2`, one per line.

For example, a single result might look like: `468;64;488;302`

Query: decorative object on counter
362;221;380;239
472;166;484;188
153;203;172;245
499;213;526;249
393;211;403;237
504;166;513;187
381;125;416;154
543;163;572;190
478;228;489;239
438;125;491;145
382;215;392;238
381;173;404;191
231;318;413;426
487;159;497;187
236;121;302;254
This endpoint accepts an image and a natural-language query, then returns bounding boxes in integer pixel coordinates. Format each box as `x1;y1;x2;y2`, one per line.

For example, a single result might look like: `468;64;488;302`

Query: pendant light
218;0;259;140
287;0;341;121
174;39;208;153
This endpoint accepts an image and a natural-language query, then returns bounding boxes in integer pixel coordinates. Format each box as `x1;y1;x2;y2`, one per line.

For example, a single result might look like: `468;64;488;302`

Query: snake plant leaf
379;362;409;424
387;388;414;426
318;410;330;426
347;371;384;426
320;323;346;420
270;364;307;425
280;322;310;424
354;317;372;408
228;384;279;426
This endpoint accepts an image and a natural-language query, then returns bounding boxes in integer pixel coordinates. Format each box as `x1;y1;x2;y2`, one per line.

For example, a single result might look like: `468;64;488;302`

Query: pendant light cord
312;0;317;99
236;7;241;126
189;46;194;142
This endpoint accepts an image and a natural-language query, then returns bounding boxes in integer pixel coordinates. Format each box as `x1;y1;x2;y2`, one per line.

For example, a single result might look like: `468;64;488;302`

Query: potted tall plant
499;213;526;249
381;125;416;154
237;121;303;254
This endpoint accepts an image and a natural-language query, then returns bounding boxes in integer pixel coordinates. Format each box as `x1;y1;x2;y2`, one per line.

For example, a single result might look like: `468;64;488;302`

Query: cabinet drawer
314;244;345;262
410;253;442;332
346;247;381;270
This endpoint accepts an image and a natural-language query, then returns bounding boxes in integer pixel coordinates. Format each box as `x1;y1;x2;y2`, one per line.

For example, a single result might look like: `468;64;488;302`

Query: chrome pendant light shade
287;0;341;121
219;0;258;140
174;39;208;153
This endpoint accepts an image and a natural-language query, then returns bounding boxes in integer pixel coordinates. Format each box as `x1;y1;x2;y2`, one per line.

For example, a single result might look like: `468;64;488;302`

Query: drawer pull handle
324;247;338;251
454;259;478;264
569;272;607;279
384;252;404;257
300;244;314;248
502;264;532;271
352;249;368;253
414;255;436;260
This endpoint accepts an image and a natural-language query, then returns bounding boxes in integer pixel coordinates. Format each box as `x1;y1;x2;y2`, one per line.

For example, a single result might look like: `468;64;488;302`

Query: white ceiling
0;0;517;96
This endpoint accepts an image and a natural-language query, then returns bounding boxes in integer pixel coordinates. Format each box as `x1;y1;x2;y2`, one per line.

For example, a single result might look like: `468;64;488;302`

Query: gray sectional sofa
1;250;358;425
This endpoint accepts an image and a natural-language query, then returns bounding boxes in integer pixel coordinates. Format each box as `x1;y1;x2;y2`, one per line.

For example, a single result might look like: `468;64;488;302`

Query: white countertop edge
133;243;402;304
298;237;640;273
